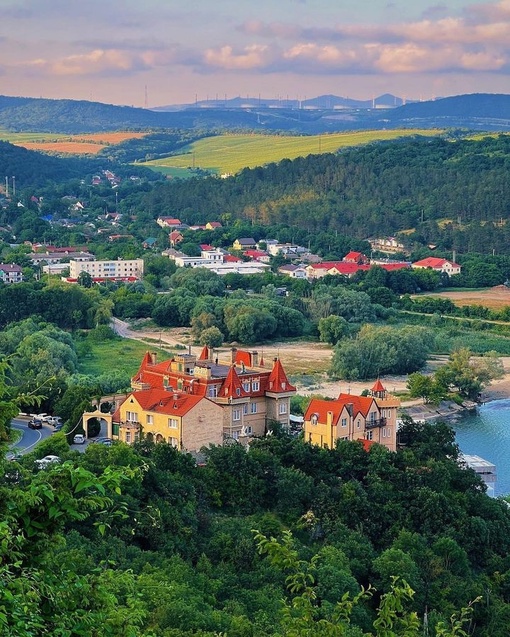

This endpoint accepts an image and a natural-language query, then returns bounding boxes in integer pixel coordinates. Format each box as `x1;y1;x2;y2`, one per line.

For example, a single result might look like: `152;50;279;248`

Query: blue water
453;399;510;496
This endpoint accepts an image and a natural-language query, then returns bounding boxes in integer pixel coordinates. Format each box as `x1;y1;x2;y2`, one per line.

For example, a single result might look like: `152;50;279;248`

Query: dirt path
111;318;510;402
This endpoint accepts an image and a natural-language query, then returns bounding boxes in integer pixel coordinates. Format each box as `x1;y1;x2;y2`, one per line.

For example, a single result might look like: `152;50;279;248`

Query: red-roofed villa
304;380;400;451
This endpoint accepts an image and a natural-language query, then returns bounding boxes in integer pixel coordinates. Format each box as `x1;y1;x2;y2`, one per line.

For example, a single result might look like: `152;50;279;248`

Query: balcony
366;417;387;430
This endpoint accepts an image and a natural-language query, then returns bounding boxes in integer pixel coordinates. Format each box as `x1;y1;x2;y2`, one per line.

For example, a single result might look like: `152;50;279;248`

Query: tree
318;315;349;345
407;372;447;404
77;270;93;287
253;529;478;636
199;326;224;348
435;348;504;400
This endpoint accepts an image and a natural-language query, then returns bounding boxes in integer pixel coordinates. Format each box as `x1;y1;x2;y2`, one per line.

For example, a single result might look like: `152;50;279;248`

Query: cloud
23;49;151;77
203;45;276;70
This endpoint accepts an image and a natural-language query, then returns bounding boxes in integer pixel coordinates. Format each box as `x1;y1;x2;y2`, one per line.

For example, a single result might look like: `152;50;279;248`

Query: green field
0;129;68;143
143;129;443;176
77;337;175;377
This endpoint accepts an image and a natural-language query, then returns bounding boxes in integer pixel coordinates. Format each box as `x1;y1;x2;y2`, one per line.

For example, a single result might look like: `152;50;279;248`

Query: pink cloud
203;44;274;70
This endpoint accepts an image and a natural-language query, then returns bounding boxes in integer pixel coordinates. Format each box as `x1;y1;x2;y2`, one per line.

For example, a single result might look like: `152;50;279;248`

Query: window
125;431;131;443
251;402;257;414
279;402;287;415
236;388;241;396
231;430;240;440
168;418;178;429
366;431;373;440
245;425;252;434
146;414;154;425
126;411;138;422
242;382;250;392
169;436;179;448
243;403;248;415
208;384;218;398
311;413;318;425
233;409;241;421
252;380;260;391
341;418;347;428
356;420;361;429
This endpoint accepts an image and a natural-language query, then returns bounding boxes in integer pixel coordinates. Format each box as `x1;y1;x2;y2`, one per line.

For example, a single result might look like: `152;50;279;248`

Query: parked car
35;455;61;469
92;437;113;446
44;416;62;426
52;423;64;432
28;418;43;429
73;434;86;444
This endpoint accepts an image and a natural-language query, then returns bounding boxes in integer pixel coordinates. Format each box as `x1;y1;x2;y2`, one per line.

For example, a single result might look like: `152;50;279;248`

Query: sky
1;0;509;108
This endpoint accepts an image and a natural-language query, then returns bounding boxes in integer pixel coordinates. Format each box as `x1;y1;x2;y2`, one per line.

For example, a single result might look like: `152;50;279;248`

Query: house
0;263;23;284
368;237;406;254
411;257;461;276
303;380;400;452
343;251;369;265
143;237;158;249
116;347;296;445
205;221;222;230
169;230;184;246
233;237;257;251
112;388;224;450
306;261;363;279
277;264;308;279
157;217;182;229
243;249;271;263
30;251;95;266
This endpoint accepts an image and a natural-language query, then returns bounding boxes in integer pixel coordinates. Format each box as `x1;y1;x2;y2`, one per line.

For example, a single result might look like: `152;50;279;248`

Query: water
453;399;510;497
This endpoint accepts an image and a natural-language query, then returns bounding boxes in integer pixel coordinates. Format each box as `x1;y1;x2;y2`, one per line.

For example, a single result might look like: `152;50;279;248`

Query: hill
0;92;509;134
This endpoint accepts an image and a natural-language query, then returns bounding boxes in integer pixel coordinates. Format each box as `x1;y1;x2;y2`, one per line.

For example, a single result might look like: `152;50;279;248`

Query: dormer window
236;388;241;396
311;413;318;425
282;382;286;390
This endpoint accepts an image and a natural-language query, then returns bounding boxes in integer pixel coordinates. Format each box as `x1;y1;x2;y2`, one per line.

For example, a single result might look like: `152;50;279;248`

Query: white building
0;263;23;284
68;258;144;281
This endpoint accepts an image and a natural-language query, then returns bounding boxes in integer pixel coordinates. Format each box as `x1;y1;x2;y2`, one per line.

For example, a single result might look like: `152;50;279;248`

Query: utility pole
12;176;15;198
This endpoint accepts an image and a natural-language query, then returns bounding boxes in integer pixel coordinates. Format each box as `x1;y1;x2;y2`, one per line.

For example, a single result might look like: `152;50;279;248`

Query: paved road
8;417;53;456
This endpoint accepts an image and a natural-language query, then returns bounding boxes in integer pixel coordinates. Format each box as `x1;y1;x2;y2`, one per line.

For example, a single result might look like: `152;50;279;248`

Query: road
8;416;53;457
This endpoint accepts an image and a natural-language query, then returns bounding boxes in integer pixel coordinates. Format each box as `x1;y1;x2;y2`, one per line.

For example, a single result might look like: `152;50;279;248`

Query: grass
76;336;174;377
143;129;444;175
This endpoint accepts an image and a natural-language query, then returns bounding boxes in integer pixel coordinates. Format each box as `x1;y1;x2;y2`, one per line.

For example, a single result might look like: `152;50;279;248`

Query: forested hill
0;140;88;186
140;135;510;252
385;93;510;130
0;141;154;187
0;92;509;133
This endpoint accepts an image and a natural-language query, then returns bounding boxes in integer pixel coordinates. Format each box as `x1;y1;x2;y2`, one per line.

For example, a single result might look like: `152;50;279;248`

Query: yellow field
0;130;148;155
144;129;443;175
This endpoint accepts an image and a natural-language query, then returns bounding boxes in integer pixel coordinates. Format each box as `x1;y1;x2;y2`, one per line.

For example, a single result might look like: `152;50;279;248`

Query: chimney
150;352;157;365
251;350;258;367
326;411;333;427
231;347;237;363
346;403;353;417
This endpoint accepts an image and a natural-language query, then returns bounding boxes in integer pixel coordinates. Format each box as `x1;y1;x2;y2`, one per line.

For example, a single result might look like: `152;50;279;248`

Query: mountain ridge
0;92;508;134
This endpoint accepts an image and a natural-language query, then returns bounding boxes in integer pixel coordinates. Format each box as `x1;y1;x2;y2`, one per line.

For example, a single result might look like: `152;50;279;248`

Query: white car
44;416;62;426
35;455;61;469
73;434;86;444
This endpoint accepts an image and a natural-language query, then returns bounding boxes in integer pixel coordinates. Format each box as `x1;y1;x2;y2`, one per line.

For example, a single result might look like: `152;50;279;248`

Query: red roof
267;358;296;393
371;379;386;393
131;388;205;416
219;365;250;399
413;257;460;268
305;394;375;423
223;254;242;263
198;345;211;361
243;250;268;259
200;244;215;251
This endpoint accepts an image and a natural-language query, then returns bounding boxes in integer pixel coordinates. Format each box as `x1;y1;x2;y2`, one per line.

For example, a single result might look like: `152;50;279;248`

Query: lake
453;399;510;497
